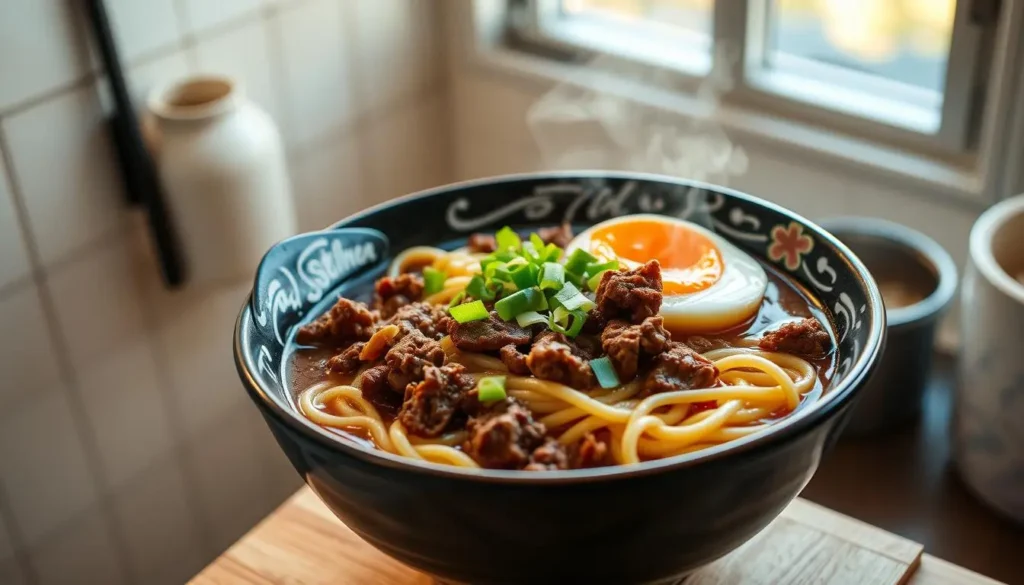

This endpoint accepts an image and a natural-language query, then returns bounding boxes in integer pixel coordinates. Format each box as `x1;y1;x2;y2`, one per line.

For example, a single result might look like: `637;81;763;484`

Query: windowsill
461;44;988;209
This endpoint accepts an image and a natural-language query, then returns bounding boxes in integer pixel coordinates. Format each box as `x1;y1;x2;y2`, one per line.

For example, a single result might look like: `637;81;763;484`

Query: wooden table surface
803;358;1024;585
190;487;1002;585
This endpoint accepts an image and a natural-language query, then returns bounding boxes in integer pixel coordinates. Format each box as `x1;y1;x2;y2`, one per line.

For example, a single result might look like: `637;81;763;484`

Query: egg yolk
586;219;724;295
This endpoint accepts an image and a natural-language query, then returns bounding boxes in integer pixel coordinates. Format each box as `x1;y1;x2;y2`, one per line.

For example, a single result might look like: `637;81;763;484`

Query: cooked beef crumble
399;364;473;437
296;297;377;346
643;342;719;394
449;311;532;352
374;273;424;319
594;260;663;323
601;316;672;381
463;399;546;469
526;331;597;389
758;318;832;359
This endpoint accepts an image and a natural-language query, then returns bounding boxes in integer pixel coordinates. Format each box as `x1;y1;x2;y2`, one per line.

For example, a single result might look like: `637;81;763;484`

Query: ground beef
449;311;532;352
467;233;497;253
579;308;608;336
387;302;450;340
384;331;446;392
537;223;574;248
358;364;393;413
643;341;719;395
326;342;365;375
524;439;570;471
594;260;663;323
399;364;473;437
601;316;672;380
296;297;377;346
758;318;832;359
526;331;597;389
499;344;531;376
374;274;424;319
464;399;546;469
572;432;610;468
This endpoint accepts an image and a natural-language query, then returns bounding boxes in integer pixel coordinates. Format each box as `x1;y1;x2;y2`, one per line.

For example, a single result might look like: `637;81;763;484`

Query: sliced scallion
449;300;489;323
586;269;610;292
565;248;598;277
515;310;548;328
529;233;545;254
589;356;621;389
510;263;539;290
466;274;497;301
549;307;587;337
448;291;465;309
553;282;596;312
477;375;507;403
585;259;619;277
495;287;548;321
423;267;447;296
539;262;565;291
495;226;521;251
541;243;563;263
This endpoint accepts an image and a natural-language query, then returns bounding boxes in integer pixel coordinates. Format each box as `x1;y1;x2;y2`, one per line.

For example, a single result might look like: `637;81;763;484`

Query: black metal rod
85;0;185;287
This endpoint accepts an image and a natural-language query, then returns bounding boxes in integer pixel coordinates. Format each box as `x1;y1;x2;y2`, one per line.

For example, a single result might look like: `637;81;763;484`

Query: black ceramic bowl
234;172;885;585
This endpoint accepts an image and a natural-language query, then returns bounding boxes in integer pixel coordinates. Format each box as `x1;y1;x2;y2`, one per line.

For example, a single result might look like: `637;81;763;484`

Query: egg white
567;215;768;333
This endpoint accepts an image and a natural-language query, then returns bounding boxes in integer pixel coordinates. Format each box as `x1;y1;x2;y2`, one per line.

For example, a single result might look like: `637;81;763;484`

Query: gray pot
819;217;957;437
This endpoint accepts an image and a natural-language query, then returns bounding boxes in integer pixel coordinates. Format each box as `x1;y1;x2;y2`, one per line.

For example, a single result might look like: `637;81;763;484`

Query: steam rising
526;46;748;185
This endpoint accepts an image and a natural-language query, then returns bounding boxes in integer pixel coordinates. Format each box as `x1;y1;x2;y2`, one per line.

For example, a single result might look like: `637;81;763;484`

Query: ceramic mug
955;194;1024;523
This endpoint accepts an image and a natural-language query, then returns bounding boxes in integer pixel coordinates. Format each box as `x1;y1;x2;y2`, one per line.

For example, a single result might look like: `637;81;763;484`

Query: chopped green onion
565;270;584;288
539;262;565;291
495;287;548;321
466;275;497;301
585;259;619;277
448;291;465;309
589;356;621;389
541;243;563;263
586;269;610;292
565;248;598;276
449;300;489;323
529;233;545;253
488;262;513;282
553;282;596;312
495;227;521;251
515;310;548;328
549;308;587;337
510;263;540;290
480;250;517;273
423;267;447;296
477;376;507;403
521;240;539;262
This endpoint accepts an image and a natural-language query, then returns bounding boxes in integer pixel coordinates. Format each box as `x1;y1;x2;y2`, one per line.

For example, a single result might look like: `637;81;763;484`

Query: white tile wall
0;1;449;583
0;388;100;547
28;506;126;585
3;85;126;268
180;0;268;36
0;287;65;413
0;0;93;111
276;0;357;148
192;18;281;124
0;156;31;291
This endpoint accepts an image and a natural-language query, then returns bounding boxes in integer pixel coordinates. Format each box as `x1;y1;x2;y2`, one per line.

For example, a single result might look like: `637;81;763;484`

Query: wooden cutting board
188;487;1004;585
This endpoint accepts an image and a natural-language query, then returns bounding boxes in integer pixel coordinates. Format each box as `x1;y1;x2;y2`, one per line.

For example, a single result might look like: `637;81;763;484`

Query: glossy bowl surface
234;172;885;585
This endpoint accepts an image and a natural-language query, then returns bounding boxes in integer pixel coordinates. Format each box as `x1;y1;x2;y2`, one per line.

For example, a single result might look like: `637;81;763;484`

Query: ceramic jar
955;194;1024;524
146;76;296;287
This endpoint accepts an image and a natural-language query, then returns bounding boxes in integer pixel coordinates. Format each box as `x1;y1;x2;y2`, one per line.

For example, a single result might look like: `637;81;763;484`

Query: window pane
767;0;956;95
562;0;713;40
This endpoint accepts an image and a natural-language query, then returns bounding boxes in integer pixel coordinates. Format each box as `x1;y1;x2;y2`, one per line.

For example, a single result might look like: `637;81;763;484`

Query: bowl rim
234;170;887;484
816;216;958;328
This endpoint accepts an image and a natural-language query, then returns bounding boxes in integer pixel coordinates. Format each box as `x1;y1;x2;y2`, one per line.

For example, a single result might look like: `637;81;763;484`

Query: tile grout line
0;129;138;585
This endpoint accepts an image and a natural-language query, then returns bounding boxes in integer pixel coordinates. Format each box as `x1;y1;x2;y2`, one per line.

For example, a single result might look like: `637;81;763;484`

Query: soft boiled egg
567;214;768;332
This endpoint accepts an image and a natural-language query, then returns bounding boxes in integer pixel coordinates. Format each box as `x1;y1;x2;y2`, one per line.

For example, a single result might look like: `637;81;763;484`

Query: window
514;0;997;155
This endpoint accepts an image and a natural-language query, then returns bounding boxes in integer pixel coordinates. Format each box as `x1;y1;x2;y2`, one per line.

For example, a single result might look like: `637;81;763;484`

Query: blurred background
0;1;1020;584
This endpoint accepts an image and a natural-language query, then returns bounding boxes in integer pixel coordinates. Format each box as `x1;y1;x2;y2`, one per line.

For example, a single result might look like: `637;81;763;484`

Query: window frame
460;0;1024;203
522;0;990;159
